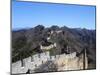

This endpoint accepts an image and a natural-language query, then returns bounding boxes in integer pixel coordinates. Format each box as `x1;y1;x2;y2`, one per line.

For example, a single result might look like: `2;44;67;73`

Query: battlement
12;51;88;74
50;30;62;34
40;43;56;50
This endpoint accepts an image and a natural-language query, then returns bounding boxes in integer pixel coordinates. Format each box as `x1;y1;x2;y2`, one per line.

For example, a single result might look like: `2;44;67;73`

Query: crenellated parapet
12;51;88;74
40;43;56;50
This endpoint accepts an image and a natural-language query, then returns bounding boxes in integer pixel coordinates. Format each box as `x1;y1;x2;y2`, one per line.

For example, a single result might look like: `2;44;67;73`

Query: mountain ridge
12;25;96;69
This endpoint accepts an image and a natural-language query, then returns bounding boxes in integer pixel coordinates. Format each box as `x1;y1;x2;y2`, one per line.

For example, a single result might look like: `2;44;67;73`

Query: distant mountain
12;25;96;69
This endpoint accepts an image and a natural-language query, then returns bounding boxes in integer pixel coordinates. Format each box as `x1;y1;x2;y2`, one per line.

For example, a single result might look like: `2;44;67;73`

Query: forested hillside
12;25;96;69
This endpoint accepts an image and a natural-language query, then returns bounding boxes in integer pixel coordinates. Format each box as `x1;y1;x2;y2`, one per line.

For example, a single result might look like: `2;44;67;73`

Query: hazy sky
12;0;96;29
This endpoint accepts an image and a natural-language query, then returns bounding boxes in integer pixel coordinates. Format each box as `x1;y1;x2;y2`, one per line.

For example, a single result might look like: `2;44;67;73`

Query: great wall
12;30;88;74
12;51;88;74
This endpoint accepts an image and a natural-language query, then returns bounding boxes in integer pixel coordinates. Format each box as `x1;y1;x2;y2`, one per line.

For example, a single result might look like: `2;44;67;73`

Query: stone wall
54;52;88;71
40;43;56;50
12;51;88;74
